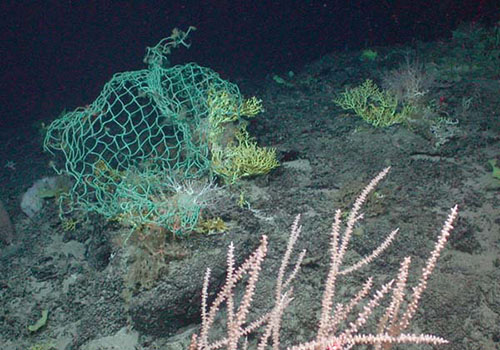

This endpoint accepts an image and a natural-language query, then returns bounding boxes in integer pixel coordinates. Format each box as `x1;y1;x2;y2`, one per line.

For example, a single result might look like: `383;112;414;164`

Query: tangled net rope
44;27;251;235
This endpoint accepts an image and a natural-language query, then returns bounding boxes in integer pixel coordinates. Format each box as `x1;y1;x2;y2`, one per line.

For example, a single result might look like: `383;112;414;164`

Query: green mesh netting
43;29;244;235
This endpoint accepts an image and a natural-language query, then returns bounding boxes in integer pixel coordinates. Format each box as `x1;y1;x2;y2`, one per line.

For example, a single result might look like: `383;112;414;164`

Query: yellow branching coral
206;89;263;140
206;88;276;184
61;217;79;231
207;89;241;126
206;89;245;149
240;96;264;117
211;128;279;184
195;216;227;235
334;79;414;127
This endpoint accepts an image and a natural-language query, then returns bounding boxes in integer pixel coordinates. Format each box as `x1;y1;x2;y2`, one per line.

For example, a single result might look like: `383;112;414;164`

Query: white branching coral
190;167;457;350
